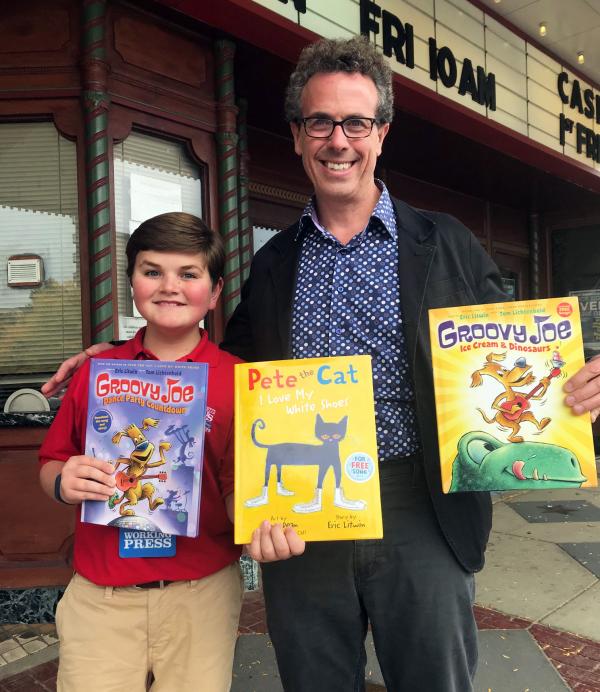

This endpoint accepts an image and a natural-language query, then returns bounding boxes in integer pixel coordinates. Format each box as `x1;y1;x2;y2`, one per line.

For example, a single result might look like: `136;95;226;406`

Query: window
113;131;203;339
552;226;600;359
252;226;279;255
0;122;82;407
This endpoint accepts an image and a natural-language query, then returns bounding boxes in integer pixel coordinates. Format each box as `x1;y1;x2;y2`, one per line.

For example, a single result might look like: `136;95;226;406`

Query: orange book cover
429;297;597;493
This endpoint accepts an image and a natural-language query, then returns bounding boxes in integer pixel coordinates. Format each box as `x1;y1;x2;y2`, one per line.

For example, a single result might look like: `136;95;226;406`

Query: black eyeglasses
298;117;381;139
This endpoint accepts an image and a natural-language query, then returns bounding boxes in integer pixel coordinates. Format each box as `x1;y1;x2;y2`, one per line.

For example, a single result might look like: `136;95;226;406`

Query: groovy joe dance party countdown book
83;359;208;541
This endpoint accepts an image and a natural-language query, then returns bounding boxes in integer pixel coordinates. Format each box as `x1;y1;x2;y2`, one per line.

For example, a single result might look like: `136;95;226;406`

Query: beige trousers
55;564;243;692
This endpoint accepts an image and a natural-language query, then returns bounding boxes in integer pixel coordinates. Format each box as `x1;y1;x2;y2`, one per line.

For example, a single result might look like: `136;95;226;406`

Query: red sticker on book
557;302;573;317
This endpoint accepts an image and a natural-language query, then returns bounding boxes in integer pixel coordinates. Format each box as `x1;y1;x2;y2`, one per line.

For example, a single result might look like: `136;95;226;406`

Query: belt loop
189;579;198;592
104;586;114;600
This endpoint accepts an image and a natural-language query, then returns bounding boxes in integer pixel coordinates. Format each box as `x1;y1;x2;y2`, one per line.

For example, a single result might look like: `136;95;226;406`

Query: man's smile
322;160;356;171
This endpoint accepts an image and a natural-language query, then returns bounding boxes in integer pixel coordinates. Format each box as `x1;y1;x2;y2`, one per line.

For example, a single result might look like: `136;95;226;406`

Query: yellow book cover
234;356;382;543
429;297;597;493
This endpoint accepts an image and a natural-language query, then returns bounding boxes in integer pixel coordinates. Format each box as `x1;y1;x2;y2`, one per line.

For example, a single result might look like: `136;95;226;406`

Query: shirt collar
296;179;397;241
129;327;214;364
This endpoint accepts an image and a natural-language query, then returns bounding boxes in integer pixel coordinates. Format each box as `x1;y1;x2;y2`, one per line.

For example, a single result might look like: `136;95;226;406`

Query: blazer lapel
268;227;301;358
392;198;436;369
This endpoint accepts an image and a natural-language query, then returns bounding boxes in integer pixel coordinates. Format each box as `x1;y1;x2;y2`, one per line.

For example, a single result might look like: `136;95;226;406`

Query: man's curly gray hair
285;36;394;124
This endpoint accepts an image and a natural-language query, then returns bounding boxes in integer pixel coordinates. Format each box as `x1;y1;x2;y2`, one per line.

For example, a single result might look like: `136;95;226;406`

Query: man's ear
376;122;390;156
209;277;224;310
290;121;303;156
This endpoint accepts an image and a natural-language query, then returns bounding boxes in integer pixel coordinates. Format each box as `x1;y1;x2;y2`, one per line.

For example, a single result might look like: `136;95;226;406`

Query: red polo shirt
39;329;242;586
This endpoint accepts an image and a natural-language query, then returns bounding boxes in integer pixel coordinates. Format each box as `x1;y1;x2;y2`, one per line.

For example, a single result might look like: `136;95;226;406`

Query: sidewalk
1;480;599;691
473;482;600;691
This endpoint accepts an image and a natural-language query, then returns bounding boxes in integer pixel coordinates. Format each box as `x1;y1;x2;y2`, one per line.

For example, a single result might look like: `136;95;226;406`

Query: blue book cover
82;359;208;537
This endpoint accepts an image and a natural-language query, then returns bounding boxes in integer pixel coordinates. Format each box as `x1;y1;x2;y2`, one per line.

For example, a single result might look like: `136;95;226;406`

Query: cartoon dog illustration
470;352;561;443
108;418;170;516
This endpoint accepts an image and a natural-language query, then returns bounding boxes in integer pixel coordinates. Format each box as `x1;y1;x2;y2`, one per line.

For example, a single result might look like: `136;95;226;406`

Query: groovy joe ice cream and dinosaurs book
234;355;382;543
429;297;597;493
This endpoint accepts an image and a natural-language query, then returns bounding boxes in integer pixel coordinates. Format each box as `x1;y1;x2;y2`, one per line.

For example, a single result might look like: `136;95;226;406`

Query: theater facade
0;0;598;600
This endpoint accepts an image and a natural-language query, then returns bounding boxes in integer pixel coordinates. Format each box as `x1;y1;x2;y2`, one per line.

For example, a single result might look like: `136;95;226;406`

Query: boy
39;212;243;692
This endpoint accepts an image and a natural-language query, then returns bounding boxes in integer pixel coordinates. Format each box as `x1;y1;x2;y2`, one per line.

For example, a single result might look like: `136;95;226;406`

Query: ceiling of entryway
478;0;600;86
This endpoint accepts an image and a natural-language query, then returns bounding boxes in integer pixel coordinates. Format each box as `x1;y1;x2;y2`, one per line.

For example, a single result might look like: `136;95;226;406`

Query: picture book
429;297;597;493
234;356;382;543
83;359;208;537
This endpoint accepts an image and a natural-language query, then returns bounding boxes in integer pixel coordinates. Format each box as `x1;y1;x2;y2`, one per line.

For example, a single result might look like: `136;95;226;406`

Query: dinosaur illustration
450;431;587;492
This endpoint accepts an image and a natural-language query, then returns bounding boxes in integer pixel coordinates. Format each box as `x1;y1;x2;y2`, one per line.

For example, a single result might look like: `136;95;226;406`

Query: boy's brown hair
126;212;225;286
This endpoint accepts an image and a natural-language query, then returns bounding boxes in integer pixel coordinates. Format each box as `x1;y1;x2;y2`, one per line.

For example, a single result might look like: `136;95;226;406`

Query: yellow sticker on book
429;297;597;493
234;356;382;543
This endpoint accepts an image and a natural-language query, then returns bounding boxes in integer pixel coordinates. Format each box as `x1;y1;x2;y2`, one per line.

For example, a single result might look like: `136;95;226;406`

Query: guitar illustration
115;470;168;492
472;351;565;443
500;365;562;420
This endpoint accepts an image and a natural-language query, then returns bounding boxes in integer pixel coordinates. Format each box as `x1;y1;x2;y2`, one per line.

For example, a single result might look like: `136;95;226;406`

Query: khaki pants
56;564;243;692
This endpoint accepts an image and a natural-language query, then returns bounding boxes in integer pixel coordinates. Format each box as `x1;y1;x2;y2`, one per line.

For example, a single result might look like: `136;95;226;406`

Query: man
224;37;497;691
44;36;600;692
222;36;600;691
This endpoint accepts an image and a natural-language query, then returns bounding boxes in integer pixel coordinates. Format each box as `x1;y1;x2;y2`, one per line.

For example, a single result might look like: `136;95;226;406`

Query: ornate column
215;39;241;321
237;98;252;285
81;0;114;342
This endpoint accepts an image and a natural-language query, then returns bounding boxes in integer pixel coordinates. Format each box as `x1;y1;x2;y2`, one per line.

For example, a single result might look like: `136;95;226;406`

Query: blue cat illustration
244;413;366;513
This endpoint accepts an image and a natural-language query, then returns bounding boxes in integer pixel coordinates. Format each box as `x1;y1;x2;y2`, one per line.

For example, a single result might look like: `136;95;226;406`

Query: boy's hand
564;356;600;423
59;455;117;504
245;520;305;562
41;343;112;399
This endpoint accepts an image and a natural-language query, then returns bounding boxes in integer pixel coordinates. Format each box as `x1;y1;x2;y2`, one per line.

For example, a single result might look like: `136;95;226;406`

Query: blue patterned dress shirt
291;181;421;461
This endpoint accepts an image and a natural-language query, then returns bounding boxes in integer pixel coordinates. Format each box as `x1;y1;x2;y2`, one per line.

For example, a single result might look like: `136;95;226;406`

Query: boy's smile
131;250;222;352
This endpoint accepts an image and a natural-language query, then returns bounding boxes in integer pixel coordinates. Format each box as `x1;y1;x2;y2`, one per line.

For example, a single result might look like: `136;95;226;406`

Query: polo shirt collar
127;327;218;366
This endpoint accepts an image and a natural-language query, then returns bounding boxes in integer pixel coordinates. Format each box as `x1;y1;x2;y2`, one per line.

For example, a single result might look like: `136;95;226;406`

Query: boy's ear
208;277;224;310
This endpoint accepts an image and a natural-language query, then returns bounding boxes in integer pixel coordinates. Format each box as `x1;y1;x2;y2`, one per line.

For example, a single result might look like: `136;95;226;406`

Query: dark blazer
223;196;507;572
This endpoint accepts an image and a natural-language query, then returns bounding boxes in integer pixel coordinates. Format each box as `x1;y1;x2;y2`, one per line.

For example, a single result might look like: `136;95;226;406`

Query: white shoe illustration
293;488;322;513
244;486;269;507
334;487;366;511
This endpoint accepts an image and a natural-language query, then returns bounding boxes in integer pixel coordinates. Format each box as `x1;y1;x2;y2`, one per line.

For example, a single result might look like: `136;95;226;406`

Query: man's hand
245;520;306;562
59;455;117;504
41;342;112;399
564;355;600;423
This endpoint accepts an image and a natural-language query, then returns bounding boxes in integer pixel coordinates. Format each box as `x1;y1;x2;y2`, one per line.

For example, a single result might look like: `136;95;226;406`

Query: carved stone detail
249;181;308;205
